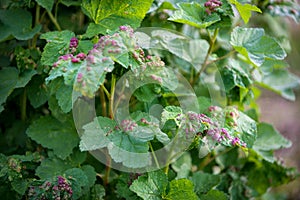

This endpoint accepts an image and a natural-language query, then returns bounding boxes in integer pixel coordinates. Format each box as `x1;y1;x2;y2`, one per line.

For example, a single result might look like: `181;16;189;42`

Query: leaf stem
149;142;160;169
20;89;27;122
30;4;41;48
109;74;116;119
192;28;219;85
199;147;234;170
99;87;107;117
47;10;61;31
205;50;236;65
104;153;111;186
164;130;179;174
101;84;110;98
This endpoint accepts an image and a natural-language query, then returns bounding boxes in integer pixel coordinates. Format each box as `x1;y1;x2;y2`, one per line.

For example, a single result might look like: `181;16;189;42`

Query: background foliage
0;0;300;199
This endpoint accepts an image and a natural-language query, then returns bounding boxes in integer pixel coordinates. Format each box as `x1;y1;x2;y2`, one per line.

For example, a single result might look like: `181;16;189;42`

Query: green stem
21;89;27;122
101;84;110;98
199;147;234;170
104;75;116;185
99;87;107;117
104;153;111;186
192;28;219;85
31;4;41;48
47;10;61;31
164;130;179;174
149;142;160;169
205;50;236;65
109;74;116;119
198;153;211;170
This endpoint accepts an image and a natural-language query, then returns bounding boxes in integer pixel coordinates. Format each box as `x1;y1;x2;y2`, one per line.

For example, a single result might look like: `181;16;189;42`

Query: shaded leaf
81;165;97;188
36;157;73;179
26;116;79;159
116;174;141;200
89;184;106;200
15;69;37;88
27;75;49;108
171;152;192;179
0;9;41;41
192;171;221;195
11;179;28;195
0;68;18;112
65;168;89;199
35;0;54;12
200;189;229;200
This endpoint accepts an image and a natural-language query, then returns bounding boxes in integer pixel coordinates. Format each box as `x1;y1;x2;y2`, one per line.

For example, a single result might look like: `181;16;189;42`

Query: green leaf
36;157;73;179
89;184;106;200
15;69;37;88
82;0;153;36
130;170;168;200
168;2;220;28
84;23;108;38
40;30;75;66
80;117;115;151
154;36;209;71
220;63;252;102
130;112;170;144
133;84;159;103
27;75;49;108
0;68;18;112
61;0;82;7
65;168;89;199
253;123;291;162
165;179;198;200
26;116;79;159
246;159;297;196
0;8;41;41
56;83;73;113
48;95;70;122
35;0;54;12
161;106;183;126
258;68;300;101
81;165;97;188
216;147;239;169
192;171;221;195
230;27;286;66
116;174;141;200
11;179;28;195
35;149;86;179
235;110;257;148
200;189;229;200
254;123;291;151
229;0;261;24
171;152;192;179
198;96;211;113
77;40;94;54
229;179;248;200
108;131;150;168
